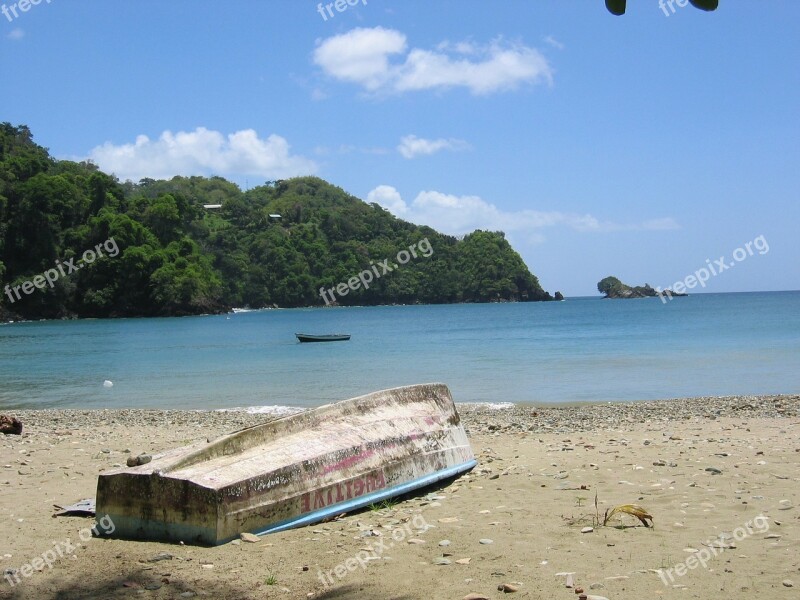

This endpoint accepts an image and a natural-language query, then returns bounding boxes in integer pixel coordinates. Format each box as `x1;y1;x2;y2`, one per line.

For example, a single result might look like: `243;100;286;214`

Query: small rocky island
597;276;687;299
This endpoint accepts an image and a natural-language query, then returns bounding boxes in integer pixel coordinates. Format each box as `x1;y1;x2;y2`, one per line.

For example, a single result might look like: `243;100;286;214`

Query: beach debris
565;573;575;588
705;467;723;475
121;581;142;589
53;498;96;517
433;557;451;565
147;552;173;562
0;415;22;435
126;453;152;467
783;580;794;587
581;527;594;533
603;504;653;528
438;539;451;546
463;594;490;600
103;380;114;388
239;532;260;543
479;538;494;545
497;583;519;592
455;558;472;565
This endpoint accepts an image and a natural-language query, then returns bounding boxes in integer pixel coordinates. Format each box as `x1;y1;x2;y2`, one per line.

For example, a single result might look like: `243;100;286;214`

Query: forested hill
0;123;555;320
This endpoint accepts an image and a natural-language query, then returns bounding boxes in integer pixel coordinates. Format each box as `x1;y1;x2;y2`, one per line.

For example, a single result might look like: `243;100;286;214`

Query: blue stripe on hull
253;459;478;536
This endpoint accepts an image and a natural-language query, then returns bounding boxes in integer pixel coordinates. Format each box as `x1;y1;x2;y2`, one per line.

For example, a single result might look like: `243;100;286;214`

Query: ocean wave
215;405;306;416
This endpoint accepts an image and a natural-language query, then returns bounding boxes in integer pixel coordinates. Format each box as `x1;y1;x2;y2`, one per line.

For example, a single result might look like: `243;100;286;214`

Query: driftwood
0;415;23;435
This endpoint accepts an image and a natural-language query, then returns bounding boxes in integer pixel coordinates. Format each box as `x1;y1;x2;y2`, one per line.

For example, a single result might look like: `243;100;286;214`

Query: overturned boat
95;383;476;545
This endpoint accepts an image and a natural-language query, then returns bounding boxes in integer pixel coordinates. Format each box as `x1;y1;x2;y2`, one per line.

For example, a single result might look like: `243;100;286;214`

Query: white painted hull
95;383;476;545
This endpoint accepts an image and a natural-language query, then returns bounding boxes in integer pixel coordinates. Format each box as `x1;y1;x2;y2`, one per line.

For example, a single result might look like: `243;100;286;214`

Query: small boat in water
295;333;351;342
95;383;476;545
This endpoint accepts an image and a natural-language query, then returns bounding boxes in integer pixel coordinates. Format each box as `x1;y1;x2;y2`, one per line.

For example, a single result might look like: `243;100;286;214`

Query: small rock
407;538;426;545
782;580;794;587
439;540;451;546
497;583;519;592
127;454;152;467
456;558;472;565
0;415;23;435
479;538;493;545
147;552;173;562
463;594;490;600
433;557;451;565
705;467;722;475
122;581;141;589
581;527;593;533
240;533;260;543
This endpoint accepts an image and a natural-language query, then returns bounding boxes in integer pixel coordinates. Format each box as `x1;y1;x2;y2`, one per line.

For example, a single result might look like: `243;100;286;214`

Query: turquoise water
1;292;798;410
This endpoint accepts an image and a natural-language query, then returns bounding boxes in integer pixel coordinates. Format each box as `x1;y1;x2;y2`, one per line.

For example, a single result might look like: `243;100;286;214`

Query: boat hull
95;383;476;545
296;333;350;342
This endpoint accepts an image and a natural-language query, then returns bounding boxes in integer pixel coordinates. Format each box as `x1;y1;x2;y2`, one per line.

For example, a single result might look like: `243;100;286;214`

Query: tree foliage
0;123;555;319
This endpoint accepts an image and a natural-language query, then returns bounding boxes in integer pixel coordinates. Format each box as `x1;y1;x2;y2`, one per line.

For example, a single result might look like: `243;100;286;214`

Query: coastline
10;392;799;433
2;394;798;600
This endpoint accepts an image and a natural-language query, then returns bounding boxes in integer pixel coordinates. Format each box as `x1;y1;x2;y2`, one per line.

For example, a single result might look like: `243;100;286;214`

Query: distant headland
597;276;687;300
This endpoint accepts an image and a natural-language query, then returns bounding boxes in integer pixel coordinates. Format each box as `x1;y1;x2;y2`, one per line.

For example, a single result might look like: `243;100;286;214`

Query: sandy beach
2;395;798;600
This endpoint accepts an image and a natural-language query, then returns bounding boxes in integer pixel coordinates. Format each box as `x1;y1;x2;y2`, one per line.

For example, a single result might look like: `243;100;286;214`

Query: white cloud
87;127;316;182
367;186;680;238
313;27;407;92
367;185;408;216
544;35;564;50
314;27;553;95
6;28;24;41
397;135;470;159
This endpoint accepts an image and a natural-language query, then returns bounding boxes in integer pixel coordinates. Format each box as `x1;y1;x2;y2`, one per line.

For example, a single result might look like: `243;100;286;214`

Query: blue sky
1;0;798;296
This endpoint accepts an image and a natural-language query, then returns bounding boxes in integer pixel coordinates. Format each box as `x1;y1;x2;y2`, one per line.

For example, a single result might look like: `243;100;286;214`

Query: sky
1;0;798;297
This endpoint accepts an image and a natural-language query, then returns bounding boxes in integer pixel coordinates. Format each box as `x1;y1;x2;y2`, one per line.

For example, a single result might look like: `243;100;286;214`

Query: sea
1;292;798;412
